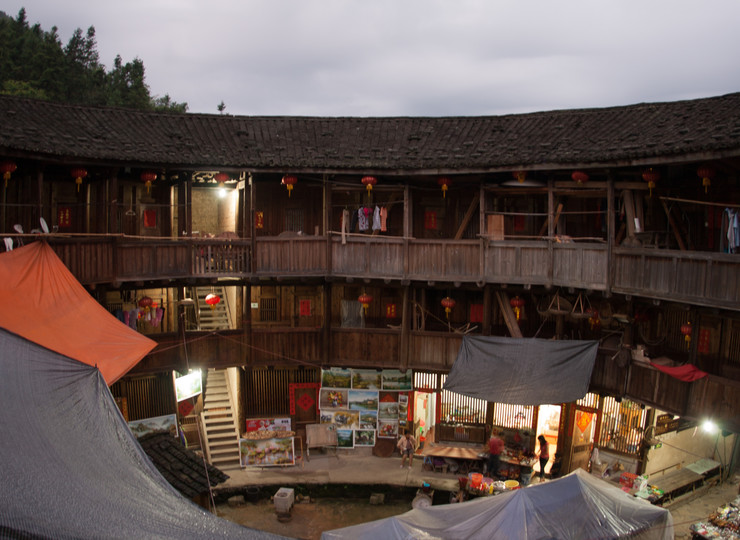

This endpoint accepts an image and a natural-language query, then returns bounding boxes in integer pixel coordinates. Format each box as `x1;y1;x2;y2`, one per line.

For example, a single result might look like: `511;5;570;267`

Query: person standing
398;431;416;469
537;434;549;482
487;429;504;478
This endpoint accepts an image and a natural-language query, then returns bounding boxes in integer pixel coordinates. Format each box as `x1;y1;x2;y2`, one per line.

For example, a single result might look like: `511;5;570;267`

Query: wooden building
1;92;738;474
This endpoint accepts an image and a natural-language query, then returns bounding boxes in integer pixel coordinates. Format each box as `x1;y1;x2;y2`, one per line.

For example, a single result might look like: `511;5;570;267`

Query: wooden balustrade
43;235;740;311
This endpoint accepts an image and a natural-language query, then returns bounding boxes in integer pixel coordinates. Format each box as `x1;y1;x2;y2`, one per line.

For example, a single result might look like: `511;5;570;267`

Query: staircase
194;286;230;331
200;369;242;469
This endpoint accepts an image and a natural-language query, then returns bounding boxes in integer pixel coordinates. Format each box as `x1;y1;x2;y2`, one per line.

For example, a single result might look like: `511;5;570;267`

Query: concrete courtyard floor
213;448;739;539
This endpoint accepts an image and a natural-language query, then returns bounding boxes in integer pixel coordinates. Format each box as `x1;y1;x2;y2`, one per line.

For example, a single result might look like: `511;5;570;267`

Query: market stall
690;496;740;539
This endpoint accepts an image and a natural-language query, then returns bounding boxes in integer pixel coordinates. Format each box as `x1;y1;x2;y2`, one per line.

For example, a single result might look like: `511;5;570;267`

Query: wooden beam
495;291;522;338
538;203;563;238
454;195;479;240
660;198;687;251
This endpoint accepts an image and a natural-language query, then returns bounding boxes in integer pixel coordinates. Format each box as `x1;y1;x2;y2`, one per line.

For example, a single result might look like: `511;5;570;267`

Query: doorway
569;406;598;473
413;391;436;448
534;404;562;476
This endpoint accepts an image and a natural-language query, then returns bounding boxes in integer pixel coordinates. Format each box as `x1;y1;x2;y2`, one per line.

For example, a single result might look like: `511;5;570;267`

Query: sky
5;1;740;117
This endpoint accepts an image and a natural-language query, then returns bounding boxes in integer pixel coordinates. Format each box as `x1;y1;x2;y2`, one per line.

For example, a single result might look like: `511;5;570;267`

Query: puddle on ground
217;497;413;539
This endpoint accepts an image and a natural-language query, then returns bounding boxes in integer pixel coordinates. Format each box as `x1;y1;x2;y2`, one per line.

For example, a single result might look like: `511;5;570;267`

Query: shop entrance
569;406;599;472
534;404;561;476
413;391;436;448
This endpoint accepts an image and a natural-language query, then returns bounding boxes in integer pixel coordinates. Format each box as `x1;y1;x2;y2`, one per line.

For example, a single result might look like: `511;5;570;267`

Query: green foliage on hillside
0;8;188;112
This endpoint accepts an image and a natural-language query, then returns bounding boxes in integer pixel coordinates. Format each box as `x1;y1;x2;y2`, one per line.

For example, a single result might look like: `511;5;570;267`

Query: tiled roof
1;93;739;172
138;431;228;499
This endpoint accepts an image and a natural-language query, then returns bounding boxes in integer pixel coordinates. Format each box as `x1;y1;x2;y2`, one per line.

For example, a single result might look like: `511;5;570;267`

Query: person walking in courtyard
487;429;504;478
398;430;416;468
537;434;549;482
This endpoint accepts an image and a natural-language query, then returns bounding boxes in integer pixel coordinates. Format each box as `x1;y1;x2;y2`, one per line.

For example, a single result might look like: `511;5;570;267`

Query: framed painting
319;388;348;409
337;429;354;449
351;369;381;389
239;436;295;468
382;369;413;390
321;367;352;388
359;410;378;430
378;419;399;439
348;389;379;411
354;430;376;447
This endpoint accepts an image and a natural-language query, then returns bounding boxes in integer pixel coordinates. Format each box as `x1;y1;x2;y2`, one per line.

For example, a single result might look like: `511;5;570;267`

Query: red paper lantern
510;296;525;321
571;171;589;185
441;297;456;319
138;296;153;313
141;171;157;194
641;168;659;197
205;293;221;310
680;322;692;350
361;176;377;193
358;293;373;314
281;174;297;197
587;309;601;331
697;166;715;194
512;171;526;184
438;177;451;198
215;172;229;186
71;167;88;192
1;160;17;188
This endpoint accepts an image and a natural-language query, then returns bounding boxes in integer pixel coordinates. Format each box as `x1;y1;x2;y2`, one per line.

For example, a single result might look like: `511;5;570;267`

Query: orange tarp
0;241;156;384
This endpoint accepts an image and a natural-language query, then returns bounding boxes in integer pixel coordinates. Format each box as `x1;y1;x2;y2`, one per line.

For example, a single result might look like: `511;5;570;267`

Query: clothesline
660;196;740;209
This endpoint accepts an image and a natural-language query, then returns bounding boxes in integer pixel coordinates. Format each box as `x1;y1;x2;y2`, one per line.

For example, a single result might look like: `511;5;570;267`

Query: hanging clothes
372;206;381;231
350;207;359;232
722;208;739;253
358;207;370;231
380;206;388;232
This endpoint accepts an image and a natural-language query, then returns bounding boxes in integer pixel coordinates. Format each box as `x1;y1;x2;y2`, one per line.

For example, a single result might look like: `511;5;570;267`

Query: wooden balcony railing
44;234;740;311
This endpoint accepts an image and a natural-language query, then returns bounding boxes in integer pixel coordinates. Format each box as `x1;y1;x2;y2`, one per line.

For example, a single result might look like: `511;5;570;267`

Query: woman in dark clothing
537;434;549;482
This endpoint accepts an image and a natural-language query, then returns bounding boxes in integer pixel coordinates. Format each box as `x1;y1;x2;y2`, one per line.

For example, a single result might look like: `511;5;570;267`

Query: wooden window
285;208;304;233
260;297;278;322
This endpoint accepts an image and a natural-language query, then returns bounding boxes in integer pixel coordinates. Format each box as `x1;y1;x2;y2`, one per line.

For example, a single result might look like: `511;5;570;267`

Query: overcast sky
5;1;740;117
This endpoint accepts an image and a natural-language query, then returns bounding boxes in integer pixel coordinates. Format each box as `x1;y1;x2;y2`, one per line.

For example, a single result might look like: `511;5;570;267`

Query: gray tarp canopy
0;328;282;539
321;468;673;540
443;336;599;405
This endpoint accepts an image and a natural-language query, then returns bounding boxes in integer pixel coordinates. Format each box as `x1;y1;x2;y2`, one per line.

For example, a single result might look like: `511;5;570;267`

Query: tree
217;101;226;114
0;8;187;112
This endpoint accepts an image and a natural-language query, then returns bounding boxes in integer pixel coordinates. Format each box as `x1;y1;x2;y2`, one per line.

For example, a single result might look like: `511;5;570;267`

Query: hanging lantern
587;309;601;331
138;296;153;314
215;172;229;188
1;160;17;188
441;297;456;319
281;174;297;197
512;171;526;184
680;322;692;350
141;171;157;194
641;168;659;197
510;296;525;321
205;293;221;310
438;177;451;198
697;166;714;194
358;293;373;314
571;171;589;185
71;167;88;192
361;176;377;193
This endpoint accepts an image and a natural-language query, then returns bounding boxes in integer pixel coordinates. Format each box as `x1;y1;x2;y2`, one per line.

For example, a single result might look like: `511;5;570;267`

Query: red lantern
71;167;88;192
361;176;377;193
438;177;451;198
512;171;526;184
358;293;373;314
281;174;297;197
215;172;229;187
641;168;659;197
205;293;221;310
587;309;601;331
138;296;153;313
680;322;692;350
441;297;456;319
1;160;17;188
571;171;589;185
510;296;525;321
141;171;157;194
697;166;714;194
